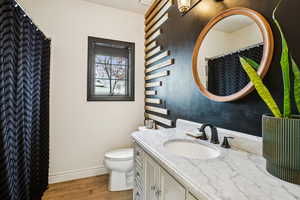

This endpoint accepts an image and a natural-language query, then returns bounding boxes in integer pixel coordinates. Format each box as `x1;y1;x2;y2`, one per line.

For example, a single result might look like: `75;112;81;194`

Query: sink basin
163;140;220;160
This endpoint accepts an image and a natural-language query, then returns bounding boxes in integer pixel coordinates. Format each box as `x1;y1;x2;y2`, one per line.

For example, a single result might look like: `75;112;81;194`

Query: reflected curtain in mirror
207;44;263;96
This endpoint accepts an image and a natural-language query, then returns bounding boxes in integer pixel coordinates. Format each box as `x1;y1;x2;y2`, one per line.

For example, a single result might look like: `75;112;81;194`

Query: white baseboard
49;165;108;184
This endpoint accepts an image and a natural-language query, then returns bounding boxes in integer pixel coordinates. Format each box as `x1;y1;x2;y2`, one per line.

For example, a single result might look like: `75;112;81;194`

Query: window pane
112;56;128;65
95;63;109;79
94;79;127;96
95;55;109;63
94;54;128;96
113;80;127;95
111;65;127;80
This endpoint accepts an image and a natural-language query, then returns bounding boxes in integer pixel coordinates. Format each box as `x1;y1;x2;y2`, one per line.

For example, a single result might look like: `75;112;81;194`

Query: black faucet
221;136;234;149
197;127;208;140
199;123;220;144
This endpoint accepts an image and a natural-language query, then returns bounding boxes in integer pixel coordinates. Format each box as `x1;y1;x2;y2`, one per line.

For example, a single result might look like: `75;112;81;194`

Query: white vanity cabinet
144;153;160;200
134;143;201;200
159;168;186;200
134;145;145;200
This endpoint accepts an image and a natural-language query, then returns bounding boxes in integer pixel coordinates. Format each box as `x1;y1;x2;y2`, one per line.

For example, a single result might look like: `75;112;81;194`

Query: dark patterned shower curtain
0;0;50;199
207;45;263;96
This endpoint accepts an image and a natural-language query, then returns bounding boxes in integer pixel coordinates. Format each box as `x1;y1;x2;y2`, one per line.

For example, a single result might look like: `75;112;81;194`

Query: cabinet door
159;169;186;200
145;154;160;200
134;144;145;200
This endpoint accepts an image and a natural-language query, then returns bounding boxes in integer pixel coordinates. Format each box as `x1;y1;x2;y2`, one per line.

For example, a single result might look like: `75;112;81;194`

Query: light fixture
178;0;224;16
177;0;191;13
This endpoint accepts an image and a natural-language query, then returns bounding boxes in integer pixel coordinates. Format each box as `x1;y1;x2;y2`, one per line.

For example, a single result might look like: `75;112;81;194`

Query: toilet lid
105;148;133;161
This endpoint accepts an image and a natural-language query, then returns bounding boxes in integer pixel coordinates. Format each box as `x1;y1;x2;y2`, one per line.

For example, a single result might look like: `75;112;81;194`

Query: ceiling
83;0;153;14
213;15;256;33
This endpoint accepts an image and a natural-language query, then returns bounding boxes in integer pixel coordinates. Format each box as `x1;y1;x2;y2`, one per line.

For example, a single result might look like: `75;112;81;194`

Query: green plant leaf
291;57;300;113
242;57;260;70
273;0;291;117
240;57;282;118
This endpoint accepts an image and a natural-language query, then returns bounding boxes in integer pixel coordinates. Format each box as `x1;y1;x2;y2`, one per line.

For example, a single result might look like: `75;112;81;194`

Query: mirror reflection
197;15;264;96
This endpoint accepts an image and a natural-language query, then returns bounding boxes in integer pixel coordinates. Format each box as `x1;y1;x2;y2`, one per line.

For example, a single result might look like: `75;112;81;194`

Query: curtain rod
205;42;264;61
13;0;51;40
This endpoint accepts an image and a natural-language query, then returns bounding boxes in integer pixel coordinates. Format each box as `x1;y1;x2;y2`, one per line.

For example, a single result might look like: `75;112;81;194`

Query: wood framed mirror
192;7;274;102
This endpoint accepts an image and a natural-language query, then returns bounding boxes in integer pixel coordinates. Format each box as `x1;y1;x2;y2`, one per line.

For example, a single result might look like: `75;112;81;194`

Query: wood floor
42;175;133;200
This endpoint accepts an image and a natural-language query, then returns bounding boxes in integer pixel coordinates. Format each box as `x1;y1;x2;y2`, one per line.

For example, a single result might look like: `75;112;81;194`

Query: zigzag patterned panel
145;51;169;66
145;59;174;73
145;81;162;88
145;90;157;95
0;0;51;199
145;13;168;38
145;41;157;52
144;0;174;128
145;29;161;45
145;105;168;115
146;46;162;59
145;98;161;104
145;0;172;31
145;113;172;126
145;70;169;80
145;0;171;24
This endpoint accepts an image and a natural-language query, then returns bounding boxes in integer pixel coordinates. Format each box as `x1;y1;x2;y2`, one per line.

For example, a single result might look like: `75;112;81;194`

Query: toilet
104;148;134;191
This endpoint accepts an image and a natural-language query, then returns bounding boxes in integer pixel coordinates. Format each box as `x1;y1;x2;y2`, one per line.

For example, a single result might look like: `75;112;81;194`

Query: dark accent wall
155;0;300;136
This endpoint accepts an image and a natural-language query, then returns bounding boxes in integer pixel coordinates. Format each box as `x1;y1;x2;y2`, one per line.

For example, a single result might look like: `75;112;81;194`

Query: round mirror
192;8;274;102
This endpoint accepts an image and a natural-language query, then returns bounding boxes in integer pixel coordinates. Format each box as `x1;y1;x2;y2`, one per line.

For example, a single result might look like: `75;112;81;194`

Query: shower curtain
0;0;50;199
207;45;263;96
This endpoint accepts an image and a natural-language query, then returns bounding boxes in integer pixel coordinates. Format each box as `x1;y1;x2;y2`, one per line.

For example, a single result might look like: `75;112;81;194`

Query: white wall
228;23;263;51
18;0;145;183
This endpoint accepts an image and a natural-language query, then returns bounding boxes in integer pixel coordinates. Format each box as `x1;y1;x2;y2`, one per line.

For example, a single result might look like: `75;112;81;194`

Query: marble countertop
132;128;300;200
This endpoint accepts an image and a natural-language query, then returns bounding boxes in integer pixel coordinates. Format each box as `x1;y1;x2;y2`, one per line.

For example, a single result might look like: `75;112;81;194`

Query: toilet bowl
104;148;134;191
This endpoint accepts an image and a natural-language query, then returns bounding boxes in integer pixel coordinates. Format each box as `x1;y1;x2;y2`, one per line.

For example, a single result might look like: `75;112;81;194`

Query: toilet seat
105;148;133;161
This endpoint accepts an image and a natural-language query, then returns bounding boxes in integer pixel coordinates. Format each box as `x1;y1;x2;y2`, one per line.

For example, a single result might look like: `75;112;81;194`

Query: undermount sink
163;140;220;160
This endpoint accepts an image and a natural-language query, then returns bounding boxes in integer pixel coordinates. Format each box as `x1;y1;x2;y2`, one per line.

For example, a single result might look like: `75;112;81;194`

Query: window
87;37;135;101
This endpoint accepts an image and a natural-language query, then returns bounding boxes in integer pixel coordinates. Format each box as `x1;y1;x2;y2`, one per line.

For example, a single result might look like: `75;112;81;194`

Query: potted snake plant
240;0;300;184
